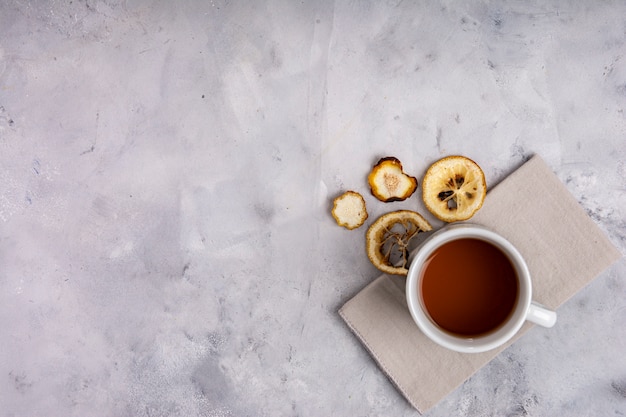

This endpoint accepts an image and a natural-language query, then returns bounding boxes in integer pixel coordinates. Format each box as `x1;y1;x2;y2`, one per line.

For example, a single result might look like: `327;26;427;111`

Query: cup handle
526;302;557;328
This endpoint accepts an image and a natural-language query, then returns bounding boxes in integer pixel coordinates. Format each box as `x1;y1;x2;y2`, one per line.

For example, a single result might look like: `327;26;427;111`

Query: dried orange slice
422;156;486;222
368;157;418;202
366;210;432;275
332;191;368;230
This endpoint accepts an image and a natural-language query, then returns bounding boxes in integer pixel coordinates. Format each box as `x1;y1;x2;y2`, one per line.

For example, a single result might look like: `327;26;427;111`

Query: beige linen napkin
339;155;622;413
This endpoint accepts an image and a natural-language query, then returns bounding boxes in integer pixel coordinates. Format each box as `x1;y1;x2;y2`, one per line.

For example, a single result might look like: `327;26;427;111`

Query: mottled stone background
0;1;624;416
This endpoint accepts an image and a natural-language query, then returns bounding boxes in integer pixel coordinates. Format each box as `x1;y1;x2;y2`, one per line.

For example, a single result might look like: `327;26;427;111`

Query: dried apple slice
366;210;432;275
368;157;418;202
332;191;368;230
422;156;487;222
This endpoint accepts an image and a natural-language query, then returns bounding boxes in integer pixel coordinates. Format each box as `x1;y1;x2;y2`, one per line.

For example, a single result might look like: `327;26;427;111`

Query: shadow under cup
406;225;534;353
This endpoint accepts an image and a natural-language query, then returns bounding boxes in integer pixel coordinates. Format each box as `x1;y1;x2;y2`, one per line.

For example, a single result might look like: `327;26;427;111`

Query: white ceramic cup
405;224;557;353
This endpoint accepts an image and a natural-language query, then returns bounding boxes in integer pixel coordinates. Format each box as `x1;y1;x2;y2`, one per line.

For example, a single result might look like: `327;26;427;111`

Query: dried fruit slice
332;191;368;230
366;210;432;275
422;156;487;222
368;157;418;202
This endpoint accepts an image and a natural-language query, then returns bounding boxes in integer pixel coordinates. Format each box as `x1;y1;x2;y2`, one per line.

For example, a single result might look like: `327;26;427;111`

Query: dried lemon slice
422;156;486;222
332;191;368;230
366;210;432;275
368;157;418;202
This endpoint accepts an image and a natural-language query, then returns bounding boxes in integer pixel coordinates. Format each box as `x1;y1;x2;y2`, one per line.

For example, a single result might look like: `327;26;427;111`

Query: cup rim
405;224;532;353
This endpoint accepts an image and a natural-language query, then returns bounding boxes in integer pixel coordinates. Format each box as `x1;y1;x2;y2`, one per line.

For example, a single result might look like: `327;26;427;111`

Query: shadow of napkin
339;155;622;413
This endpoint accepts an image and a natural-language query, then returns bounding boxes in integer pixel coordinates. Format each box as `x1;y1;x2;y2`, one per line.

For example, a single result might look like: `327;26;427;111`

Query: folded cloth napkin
339;154;622;413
